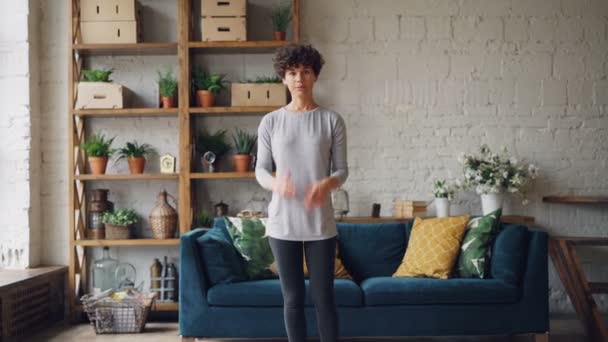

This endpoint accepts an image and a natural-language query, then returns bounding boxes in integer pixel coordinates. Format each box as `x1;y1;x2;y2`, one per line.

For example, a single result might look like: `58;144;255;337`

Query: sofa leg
534;332;549;342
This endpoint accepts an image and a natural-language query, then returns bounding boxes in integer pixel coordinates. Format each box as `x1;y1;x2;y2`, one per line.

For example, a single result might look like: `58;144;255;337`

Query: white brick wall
0;0;40;268
31;0;608;313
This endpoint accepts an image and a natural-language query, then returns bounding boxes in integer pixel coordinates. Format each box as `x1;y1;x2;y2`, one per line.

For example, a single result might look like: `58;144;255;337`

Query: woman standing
255;44;349;342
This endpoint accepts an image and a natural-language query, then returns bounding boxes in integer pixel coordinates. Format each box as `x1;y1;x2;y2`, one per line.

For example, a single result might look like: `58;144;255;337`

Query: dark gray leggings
268;236;338;342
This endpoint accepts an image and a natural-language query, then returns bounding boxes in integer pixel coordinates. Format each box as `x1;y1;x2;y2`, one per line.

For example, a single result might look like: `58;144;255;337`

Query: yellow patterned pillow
270;243;352;279
393;215;470;279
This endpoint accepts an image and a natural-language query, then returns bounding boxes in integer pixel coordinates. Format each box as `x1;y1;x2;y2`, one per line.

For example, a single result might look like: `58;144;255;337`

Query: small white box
231;83;287;106
201;0;247;17
201;17;246;41
76;82;125;109
80;0;140;22
80;20;140;44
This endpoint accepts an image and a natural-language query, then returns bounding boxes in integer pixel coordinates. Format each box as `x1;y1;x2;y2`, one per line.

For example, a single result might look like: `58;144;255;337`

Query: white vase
435;197;450;218
481;193;504;215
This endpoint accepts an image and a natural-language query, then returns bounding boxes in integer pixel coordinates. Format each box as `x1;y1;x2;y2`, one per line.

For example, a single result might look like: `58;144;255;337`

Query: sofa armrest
521;229;549;309
179;228;210;312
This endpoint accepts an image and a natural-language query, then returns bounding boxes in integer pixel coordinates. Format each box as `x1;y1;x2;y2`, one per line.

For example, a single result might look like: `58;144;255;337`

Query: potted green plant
115;141;158;174
432;178;459;218
196;129;232;172
81;68;114;82
196;210;215;229
271;1;293;41
232;128;257;172
102;208;139;240
192;67;227;107
81;133;115;175
158;69;178;108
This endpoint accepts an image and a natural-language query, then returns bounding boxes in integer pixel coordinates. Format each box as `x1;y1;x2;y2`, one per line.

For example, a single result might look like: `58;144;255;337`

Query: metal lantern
87;189;114;239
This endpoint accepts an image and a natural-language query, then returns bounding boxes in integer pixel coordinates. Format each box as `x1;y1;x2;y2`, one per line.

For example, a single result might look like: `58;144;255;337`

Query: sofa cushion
393;216;470;279
490;224;529;286
336;222;408;283
224;216;276;280
196;226;248;286
360;277;519;305
207;278;363;307
455;208;503;278
269;240;352;279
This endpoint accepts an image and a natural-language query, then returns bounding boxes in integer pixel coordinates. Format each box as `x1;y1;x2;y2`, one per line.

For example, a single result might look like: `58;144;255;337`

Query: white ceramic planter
435;197;450;218
481;193;504;215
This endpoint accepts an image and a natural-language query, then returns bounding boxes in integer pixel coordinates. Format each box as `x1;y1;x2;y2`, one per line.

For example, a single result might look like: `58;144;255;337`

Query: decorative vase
481;193;504;215
128;157;145;174
233;154;251;172
435;197;450;218
149;189;178;239
274;31;286;40
197;90;214;107
88;156;108;175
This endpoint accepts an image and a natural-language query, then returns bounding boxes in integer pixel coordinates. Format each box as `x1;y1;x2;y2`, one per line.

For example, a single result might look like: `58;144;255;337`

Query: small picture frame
160;154;176;173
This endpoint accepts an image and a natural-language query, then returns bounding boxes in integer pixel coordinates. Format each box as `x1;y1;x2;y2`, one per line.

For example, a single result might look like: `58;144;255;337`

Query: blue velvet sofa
179;219;549;341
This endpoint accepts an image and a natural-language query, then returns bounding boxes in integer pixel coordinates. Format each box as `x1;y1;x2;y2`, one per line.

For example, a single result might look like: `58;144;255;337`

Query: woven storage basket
149;190;178;239
105;224;131;240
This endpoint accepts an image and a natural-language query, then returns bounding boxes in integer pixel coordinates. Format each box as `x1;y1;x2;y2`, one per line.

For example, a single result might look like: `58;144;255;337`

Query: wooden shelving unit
542;195;608;204
190;106;280;115
68;0;300;321
73;42;178;56
75;173;179;181
73;108;179;117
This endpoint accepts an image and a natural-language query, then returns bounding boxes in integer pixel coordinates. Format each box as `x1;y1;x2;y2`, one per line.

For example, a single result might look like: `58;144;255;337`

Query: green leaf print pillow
455;208;502;278
223;216;276;280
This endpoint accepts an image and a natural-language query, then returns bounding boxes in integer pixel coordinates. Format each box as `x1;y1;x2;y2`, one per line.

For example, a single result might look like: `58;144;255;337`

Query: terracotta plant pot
161;96;175;108
88;156;109;175
128;157;146;174
233;154;252;173
197;90;215;107
274;31;286;41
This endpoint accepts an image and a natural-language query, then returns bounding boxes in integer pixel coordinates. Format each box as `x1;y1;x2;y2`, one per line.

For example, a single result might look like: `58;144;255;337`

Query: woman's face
282;64;317;97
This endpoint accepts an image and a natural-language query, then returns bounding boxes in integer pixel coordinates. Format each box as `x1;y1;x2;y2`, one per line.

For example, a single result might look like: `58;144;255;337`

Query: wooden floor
30;316;589;342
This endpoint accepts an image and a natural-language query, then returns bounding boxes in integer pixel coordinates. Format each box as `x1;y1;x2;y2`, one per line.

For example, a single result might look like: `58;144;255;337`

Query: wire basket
81;291;155;334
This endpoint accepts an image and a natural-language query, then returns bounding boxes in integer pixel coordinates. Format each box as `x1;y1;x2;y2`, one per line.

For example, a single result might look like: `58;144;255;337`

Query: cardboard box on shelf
201;17;246;42
231;83;287;106
80;0;140;22
75;82;125;109
201;0;247;17
80;20;140;44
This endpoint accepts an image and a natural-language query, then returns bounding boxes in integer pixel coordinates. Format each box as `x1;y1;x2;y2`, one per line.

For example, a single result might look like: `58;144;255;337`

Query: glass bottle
91;247;118;294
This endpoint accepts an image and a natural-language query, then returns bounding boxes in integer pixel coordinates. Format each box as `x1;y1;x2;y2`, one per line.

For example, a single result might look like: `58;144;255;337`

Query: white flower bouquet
458;144;539;205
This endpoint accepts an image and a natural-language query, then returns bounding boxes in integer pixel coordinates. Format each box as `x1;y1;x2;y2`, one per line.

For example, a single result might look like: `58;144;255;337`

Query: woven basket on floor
105;224;131;240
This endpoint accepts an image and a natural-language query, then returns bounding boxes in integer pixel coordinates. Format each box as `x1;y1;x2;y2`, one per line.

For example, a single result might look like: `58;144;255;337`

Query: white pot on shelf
481;193;504;215
435;197;450;218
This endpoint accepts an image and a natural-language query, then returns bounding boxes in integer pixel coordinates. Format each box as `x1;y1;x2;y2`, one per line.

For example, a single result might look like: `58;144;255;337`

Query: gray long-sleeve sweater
255;106;349;241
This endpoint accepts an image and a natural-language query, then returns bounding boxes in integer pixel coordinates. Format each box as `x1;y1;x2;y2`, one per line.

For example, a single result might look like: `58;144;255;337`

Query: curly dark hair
273;44;325;79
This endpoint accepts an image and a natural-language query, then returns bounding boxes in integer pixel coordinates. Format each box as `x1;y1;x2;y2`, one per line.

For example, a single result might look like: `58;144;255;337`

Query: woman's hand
304;179;331;210
272;171;296;198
